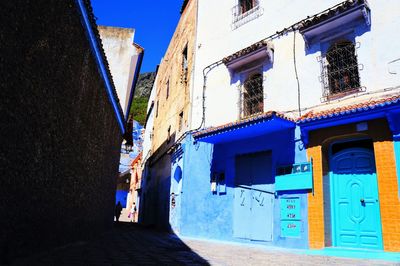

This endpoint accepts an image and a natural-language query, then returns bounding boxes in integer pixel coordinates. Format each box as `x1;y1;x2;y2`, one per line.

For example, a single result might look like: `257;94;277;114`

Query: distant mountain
134;71;156;98
129;71;156;125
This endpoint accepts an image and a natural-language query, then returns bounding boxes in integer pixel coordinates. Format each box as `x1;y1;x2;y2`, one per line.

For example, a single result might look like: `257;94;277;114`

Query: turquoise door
330;148;383;249
233;152;273;241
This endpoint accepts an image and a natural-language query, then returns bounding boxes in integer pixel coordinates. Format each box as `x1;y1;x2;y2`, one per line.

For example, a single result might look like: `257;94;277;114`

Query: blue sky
91;0;182;73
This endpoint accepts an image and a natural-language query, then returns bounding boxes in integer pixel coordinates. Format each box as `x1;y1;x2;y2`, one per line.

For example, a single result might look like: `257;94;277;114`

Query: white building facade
99;26;144;118
168;0;400;253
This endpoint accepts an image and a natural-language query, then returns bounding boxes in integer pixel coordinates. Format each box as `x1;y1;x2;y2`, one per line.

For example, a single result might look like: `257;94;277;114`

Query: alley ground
12;223;399;266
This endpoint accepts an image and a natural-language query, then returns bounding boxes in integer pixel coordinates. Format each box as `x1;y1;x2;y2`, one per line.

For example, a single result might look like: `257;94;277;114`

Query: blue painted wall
170;153;184;233
274;127;309;248
175;127;309;248
116;190;128;208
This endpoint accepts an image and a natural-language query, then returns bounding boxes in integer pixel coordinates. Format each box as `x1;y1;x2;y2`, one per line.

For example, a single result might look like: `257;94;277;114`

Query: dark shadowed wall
0;1;122;262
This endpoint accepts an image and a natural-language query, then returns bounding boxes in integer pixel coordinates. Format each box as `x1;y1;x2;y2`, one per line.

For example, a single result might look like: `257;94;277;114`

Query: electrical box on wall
211;172;226;195
275;161;313;191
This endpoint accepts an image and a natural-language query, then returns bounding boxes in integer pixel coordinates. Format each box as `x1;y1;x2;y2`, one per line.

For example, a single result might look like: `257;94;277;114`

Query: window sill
241;111;264;120
232;5;263;30
324;87;365;102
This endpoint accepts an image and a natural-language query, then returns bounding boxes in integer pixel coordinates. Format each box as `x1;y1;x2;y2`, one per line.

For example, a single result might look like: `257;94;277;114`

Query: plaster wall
191;0;400;129
142;83;157;165
178;129;309;248
0;1;122;262
142;0;198;230
139;80;156;225
151;0;197;152
99;26;141;116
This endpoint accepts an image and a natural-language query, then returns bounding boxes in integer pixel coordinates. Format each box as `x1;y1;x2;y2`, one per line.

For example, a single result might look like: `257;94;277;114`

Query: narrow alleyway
12;223;398;266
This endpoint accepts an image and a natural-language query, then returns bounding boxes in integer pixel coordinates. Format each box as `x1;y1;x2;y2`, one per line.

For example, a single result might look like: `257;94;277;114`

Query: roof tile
193;111;294;138
298;95;400;123
298;0;368;32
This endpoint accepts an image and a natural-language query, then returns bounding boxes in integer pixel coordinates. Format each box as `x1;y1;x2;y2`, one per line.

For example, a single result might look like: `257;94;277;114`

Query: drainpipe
76;0;126;134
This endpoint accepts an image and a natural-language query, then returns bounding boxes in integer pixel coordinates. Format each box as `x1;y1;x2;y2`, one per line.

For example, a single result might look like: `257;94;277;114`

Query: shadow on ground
11;222;210;265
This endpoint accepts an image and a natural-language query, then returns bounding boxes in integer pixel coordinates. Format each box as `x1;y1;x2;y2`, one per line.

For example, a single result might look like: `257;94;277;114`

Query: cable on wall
293;30;302;117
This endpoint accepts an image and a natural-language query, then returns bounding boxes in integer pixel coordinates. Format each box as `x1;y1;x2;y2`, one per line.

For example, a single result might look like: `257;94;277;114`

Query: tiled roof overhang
298;95;400;145
193;111;295;144
298;0;370;45
222;40;274;71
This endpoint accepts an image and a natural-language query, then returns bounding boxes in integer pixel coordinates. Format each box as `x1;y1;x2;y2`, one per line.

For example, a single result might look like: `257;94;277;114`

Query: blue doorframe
330;147;383;249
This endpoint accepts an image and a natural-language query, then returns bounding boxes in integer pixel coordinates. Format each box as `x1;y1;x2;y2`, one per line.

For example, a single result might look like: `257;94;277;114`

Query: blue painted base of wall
173;126;309;249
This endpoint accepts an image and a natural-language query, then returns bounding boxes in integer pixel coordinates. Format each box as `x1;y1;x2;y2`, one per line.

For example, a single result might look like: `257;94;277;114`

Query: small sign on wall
280;197;301;238
281;221;301;237
280;198;301;220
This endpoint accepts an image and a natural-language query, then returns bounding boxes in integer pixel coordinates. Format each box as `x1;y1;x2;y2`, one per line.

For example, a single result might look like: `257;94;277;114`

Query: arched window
326;41;360;95
243;73;263;117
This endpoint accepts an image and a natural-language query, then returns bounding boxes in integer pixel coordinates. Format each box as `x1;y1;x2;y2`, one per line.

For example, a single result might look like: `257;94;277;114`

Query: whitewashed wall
190;0;400;129
99;26;142;116
142;79;157;165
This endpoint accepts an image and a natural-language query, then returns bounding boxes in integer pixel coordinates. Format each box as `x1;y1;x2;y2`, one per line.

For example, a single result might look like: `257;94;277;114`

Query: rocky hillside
134;71;156;98
129;71;156;125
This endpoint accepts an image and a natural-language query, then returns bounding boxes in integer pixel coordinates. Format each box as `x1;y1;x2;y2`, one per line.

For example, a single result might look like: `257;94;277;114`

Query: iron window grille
239;73;264;118
181;45;188;84
232;0;262;30
318;41;364;101
178;111;183;132
167;125;171;143
166;79;170;99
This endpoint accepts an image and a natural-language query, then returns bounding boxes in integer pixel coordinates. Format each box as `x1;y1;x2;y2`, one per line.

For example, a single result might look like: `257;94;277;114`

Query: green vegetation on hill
128;71;156;125
130;96;148;125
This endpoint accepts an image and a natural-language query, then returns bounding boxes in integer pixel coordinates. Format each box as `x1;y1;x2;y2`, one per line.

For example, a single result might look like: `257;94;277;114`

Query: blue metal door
233;152;273;241
233;186;252;239
170;166;183;233
330;148;383;249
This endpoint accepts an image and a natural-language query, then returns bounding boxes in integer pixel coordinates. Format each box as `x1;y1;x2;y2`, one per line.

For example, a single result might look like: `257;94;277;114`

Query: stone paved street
12;223;400;266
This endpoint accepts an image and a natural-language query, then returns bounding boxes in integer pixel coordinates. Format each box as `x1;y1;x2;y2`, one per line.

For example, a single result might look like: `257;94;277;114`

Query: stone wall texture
0;1;122;262
143;0;198;230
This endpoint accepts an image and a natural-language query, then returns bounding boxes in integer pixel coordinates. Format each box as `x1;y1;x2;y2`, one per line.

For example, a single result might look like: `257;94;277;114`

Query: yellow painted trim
374;140;400;252
307;146;325;249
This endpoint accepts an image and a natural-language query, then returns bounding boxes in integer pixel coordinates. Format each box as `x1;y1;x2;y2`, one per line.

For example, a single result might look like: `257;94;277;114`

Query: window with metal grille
232;0;262;29
167;125;171;143
182;45;188;84
156;100;159;117
240;0;255;14
178;111;183;131
166;79;170;99
320;41;361;100
241;73;264;117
